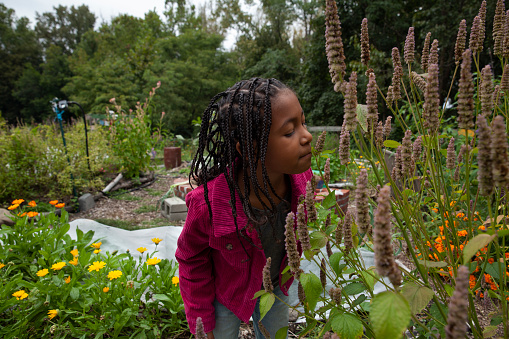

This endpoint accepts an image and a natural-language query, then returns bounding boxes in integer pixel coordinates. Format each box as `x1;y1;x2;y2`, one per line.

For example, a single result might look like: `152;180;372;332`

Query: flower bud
454;20;467;64
445;266;469;339
196;317;207;339
262;257;273;293
421;32;431;71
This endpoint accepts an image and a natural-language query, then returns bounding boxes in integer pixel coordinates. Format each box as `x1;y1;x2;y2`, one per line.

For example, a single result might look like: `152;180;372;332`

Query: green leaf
309;231;327;249
297;320;317;337
462;234;496;262
275;326;289;339
252;290;267;300
259;293;275;321
331;313;363;339
343;282;367;295
370;291;411;339
360;269;377;291
444;284;454;297
356;104;368;132
152;294;171;302
329;252;344;277
300;273;322;311
70;287;80;300
401;282;435;314
416;259;448;268
383;140;401;148
483;326;498;338
322;192;336;209
352;294;367;307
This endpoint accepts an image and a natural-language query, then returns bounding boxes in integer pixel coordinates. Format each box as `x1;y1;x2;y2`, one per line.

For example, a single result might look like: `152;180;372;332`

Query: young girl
176;78;313;338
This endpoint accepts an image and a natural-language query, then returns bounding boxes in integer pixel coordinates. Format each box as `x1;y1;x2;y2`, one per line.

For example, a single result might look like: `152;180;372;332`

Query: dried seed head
325;0;346;91
343;211;353;255
401;130;413;177
445;266;470;339
285;212;301;276
478;1;487;51
480;65;494;117
392;146;403;181
493;0;506;56
375;121;384;148
344;72;358;131
305;181;317;222
469;16;481;53
366;72;378;134
429;39;439;65
196;317;207;339
421;32;432;71
391;48;403;101
361;18;370;66
326;240;333;258
454;165;460;181
502;64;509;93
374;185;398;282
324;157;331;186
320;258;327;288
404;27;415;64
356;169;370;234
258;321;271;339
335;218;344;244
491;115;509;189
315;131;327;153
458;49;474;130
411;71;427;92
412;136;423;163
263;257;274;292
447;137;457;170
455;19;467;64
383;116;392;139
329;287;342;306
388;262;402;287
339;121;351;165
503;11;509;58
423;63;440;132
297;202;311;251
386;85;394;107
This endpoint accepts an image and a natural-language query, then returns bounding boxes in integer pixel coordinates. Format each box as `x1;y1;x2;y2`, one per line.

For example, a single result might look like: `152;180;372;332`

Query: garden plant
234;0;509;338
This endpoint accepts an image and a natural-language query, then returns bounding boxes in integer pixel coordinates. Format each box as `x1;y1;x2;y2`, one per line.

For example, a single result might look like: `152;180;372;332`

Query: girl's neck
237;168;289;210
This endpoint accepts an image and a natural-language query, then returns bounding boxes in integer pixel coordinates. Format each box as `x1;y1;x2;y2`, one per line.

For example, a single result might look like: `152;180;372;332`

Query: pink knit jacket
176;168;311;334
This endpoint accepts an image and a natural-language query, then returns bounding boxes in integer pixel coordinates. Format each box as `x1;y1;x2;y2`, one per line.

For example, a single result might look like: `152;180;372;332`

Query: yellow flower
94;249;101;254
37;268;49;277
146;257;162;266
49;200;58;205
103;287;109;293
28;200;37;207
151;238;163;245
90;242;102;249
88;261;106;272
55;203;65;208
12;289;28;300
12;199;24;205
137;247;147;253
27;211;39;218
172;276;179;286
0;263;5;269
51;262;66;270
107;270;122;280
48;309;58;320
8;204;19;210
65;276;71;284
70;249;79;257
69;257;79;266
17;212;27;217
450;201;456;207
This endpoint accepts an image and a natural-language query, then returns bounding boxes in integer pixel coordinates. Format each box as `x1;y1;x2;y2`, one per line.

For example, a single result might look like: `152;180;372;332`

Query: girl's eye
302;122;308;129
285;131;295;137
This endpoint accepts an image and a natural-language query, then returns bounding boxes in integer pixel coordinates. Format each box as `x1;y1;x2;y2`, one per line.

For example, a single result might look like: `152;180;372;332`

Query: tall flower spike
196;317;207;339
374;185;401;287
455;20;467;64
383;116;392;139
386;86;394;107
297;202;311;251
339;120;350;165
375;121;384;148
491;115;509;189
366;72;378;134
356;169;370;234
493;0;505;57
285;212;301;276
445;266;469;339
478;1;487;51
401;130;413;177
326;240;333;258
343;211;353;255
344;72;358;131
423;63;440;132
305;181;317;222
411;71;427;92
446;137;456;170
404;27;415;64
324;158;331;186
329;287;342;306
361;18;370;66
335;217;344;245
391;48;403;101
493;85;502;107
325;0;346;92
412;136;422;163
320;258;327;288
503;11;509;58
315;131;326;153
502;64;509;93
469;16;481;53
429;39;439;65
262;257;273;292
421;32;431;71
392;146;403;181
458;49;474;130
480;65;494;117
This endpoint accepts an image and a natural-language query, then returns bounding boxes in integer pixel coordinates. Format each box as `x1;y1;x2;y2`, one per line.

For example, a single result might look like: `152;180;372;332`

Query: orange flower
506;253;509;259
27;211;39;218
103;287;109;293
456;212;465;219
8;204;19;210
469;275;476;289
17;212;27;217
12;199;24;205
450;201;456;207
69;257;79;266
463;217;468;221
435;243;445;253
478;225;486;231
65;276;71;284
432;208;438;213
28;200;36;207
457;230;468;237
55;203;65;208
488;258;495;264
439;226;444;234
484;273;492;284
49;200;58;205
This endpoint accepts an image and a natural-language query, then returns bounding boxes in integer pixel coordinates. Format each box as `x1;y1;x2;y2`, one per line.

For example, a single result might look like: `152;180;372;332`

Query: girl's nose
301;128;313;145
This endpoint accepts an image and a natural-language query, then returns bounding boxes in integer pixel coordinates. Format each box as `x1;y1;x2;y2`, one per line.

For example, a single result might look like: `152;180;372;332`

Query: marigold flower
137;247;147;253
37;268;49;277
65;276;71;284
49;200;58;205
146;257;162;266
27;211;39;218
0;263;5;269
17;212;27;217
70;249;79;257
103;287;109;293
457;230;468;237
432;208;438;213
456;212;465;219
172;276;179;286
151;238;163;245
55;203;65;208
12;289;28;300
48;309;58;320
69;257;78;266
51;262;66;270
90;242;102;249
107;270;122;280
94;249;101;254
8;204;19;210
12;199;24;205
88;261;106;272
28;200;36;207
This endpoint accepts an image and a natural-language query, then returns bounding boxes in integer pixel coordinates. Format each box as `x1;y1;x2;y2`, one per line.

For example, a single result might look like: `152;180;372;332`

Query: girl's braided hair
190;77;291;256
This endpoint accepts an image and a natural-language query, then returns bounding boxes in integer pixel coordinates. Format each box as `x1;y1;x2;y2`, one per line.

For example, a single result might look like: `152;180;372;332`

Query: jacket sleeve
175;191;215;334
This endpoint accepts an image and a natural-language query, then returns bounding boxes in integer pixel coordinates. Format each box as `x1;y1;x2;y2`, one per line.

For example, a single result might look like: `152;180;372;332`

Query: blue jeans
213;287;289;339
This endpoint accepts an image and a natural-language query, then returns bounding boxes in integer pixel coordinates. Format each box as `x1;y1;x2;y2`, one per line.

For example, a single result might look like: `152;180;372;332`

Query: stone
289;308;299;322
78;193;95;212
161;197;187;220
0;208;14;226
168;211;188;221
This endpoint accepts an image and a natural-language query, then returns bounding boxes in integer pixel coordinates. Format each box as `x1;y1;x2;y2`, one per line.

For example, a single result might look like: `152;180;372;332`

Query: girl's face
264;90;313;176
